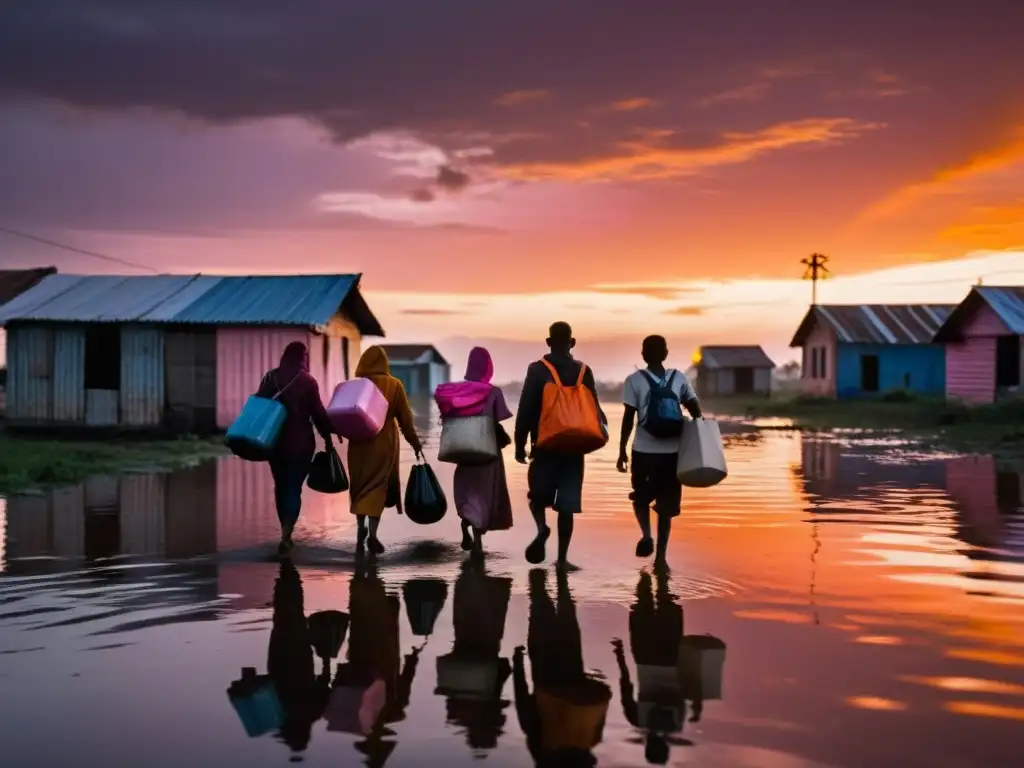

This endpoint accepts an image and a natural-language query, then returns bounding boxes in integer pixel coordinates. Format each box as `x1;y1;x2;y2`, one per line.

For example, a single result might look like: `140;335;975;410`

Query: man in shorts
515;322;606;569
616;335;701;569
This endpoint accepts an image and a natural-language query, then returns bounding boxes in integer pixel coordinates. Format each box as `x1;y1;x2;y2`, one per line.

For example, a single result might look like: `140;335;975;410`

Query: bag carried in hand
438;414;499;465
639;370;684;438
402;578;449;637
226;372;300;461
404;461;448;525
307;609;350;660
307;448;349;493
535;360;608;454
676;418;727;488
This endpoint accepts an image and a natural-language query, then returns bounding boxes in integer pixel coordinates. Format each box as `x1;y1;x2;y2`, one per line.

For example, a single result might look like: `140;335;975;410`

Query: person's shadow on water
514;568;611;768
435;557;514;756
326;557;420;767
267;562;334;760
612;569;700;764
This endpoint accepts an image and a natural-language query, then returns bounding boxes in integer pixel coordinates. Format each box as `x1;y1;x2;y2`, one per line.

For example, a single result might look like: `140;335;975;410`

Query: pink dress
452;388;513;532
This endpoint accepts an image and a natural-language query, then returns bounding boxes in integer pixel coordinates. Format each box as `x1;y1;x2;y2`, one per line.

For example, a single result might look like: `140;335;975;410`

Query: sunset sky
1;2;1023;380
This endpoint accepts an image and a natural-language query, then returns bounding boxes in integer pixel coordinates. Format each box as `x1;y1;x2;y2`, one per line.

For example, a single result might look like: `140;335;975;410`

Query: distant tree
778;360;801;379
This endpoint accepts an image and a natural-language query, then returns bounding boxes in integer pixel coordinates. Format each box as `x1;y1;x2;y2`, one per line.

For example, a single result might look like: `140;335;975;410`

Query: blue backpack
640;370;684;438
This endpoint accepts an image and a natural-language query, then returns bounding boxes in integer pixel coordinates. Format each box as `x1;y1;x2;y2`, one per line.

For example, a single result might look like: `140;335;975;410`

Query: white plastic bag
435;654;500;699
438;415;498;465
678;634;726;700
676;418;727;488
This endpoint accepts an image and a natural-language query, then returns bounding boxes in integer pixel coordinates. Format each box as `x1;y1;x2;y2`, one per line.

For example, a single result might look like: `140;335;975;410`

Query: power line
0;225;160;274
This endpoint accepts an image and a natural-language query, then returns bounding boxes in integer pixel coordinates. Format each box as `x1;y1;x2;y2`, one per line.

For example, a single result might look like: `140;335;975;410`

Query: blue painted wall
835;343;946;399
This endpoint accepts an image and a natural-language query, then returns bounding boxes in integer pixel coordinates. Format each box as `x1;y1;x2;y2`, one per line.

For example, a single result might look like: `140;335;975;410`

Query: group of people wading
258;321;702;569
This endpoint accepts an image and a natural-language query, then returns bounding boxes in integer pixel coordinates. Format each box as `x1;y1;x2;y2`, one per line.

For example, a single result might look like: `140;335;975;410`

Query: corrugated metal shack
789;304;954;399
0;267;58;414
933;286;1024;405
379;344;451;396
0;273;384;433
694;345;775;397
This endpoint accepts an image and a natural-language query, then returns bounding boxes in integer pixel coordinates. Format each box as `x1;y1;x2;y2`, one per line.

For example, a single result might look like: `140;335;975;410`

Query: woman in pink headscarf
434;347;514;553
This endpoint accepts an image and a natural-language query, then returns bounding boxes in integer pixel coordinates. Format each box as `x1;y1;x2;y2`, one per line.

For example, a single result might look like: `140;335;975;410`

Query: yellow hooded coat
347;346;421;518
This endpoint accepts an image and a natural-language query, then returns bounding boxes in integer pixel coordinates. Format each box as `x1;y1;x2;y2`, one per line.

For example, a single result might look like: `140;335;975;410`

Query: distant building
933;286;1024;405
694;345;775;397
379;344;450;396
789;304;954;399
0;273;384;433
0;267;58;415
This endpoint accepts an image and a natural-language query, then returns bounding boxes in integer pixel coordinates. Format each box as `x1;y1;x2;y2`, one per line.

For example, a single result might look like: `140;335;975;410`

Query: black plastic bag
308;609;350;660
307;448;349;493
404;462;447;525
402;578;449;637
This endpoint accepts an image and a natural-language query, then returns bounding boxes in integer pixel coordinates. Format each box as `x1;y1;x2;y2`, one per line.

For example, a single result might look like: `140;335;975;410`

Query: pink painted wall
946;337;997;404
215;328;308;428
944;302;1010;405
800;323;836;397
959;302;1011;338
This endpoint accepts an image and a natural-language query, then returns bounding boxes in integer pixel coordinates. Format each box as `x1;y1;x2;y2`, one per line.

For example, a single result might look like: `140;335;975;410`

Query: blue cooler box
226;395;287;461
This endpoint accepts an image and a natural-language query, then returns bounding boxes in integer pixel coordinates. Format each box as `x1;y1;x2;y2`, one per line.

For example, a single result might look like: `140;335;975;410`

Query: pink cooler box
327;378;388;440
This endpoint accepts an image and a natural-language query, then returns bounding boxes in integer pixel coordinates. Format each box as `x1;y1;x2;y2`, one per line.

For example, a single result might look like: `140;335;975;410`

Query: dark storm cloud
1;1;1021;167
437;165;471;192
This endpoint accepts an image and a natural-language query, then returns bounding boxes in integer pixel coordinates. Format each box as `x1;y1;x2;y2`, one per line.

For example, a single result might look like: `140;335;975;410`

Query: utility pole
801;253;830;305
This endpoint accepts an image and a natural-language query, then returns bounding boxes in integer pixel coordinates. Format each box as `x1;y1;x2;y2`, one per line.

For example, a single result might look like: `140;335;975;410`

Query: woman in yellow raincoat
347;346;423;554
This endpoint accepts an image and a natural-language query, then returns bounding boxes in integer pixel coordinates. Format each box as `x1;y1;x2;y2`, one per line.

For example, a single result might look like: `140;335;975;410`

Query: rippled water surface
1;403;1023;767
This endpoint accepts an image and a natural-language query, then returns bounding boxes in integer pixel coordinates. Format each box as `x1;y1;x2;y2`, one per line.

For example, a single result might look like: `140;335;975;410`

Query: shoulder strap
666;370;677;388
270;372;302;401
640;369;662;388
540;359;563;386
575;363;587;387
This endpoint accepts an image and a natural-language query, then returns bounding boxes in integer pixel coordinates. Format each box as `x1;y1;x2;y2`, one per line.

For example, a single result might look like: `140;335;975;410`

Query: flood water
1;403;1023;767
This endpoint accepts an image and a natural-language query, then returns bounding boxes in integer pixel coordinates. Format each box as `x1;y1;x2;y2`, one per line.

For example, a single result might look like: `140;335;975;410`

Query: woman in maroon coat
256;341;339;556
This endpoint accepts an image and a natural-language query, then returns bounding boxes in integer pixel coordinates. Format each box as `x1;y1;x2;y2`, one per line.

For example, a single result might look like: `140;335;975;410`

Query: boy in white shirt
616;336;702;568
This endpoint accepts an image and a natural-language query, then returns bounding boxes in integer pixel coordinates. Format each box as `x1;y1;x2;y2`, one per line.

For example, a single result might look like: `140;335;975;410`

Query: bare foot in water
653;557;671;574
555;559;581;573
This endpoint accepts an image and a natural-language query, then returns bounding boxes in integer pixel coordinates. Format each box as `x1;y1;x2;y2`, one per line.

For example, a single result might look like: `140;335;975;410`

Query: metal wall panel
52;325;85;423
120;473;167;556
120;325;165;426
165;330;218;433
946;338;997;405
6;325;53;422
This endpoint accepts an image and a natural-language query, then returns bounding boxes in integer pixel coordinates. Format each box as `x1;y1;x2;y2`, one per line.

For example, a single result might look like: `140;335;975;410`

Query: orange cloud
590;284;706;301
493;89;549;107
697;81;772;108
609;97;657;112
497;118;882;182
937;201;1024;249
854;126;1024;223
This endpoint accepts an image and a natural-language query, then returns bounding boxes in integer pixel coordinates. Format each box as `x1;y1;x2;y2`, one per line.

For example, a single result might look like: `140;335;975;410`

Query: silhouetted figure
515;322;607;568
617;335;702;568
613;570;696;764
328;560;420;766
435;558;513;754
255;342;339;557
514;569;611;767
267;562;332;756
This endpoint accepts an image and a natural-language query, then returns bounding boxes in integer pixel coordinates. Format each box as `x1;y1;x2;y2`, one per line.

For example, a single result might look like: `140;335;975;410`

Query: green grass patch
0;435;229;494
706;394;1024;456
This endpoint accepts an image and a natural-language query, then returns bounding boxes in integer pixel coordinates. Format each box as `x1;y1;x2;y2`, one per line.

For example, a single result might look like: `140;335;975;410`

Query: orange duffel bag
535;360;608;454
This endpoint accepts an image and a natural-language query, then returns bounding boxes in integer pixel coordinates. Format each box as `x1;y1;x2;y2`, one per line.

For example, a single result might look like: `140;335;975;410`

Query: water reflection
2;418;1024;766
435;559;512;755
516;568;611;767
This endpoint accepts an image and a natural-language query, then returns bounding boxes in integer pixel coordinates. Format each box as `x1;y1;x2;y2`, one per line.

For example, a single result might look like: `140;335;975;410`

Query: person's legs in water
366;516;384;556
553;454;584;570
356;515;367;547
460;519;474;550
270;459;309;556
653;453;682;570
525;458;552;564
630;453;655;558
